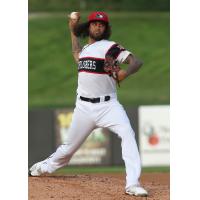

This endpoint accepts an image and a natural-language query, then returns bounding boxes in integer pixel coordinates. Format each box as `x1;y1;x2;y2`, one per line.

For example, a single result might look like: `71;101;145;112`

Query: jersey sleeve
116;49;132;64
105;43;132;64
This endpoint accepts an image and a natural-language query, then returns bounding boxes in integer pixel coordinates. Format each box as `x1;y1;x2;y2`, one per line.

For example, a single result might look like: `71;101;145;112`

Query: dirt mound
29;173;169;200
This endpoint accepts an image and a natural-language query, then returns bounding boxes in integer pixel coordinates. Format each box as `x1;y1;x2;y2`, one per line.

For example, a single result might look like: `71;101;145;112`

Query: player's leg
109;122;147;196
30;104;96;175
96;100;147;196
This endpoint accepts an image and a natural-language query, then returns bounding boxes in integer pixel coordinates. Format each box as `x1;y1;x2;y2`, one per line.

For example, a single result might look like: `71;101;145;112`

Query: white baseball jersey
77;40;132;97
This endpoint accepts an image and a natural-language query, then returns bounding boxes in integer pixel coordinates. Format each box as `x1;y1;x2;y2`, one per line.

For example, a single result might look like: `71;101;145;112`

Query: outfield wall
28;105;169;167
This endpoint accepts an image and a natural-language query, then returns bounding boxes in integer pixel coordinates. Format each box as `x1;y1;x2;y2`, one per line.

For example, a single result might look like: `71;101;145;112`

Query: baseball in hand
69;12;79;20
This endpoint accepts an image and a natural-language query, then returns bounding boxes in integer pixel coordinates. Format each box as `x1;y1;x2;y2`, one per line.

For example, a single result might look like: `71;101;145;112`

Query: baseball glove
104;55;121;87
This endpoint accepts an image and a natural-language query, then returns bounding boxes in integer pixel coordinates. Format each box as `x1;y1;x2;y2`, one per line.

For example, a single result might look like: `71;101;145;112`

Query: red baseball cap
88;11;109;23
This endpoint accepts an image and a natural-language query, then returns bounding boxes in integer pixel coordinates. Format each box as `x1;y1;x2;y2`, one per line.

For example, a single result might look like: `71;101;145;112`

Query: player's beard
89;31;105;41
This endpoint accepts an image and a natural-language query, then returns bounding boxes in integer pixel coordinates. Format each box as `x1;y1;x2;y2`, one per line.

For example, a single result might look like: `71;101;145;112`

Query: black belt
80;95;110;103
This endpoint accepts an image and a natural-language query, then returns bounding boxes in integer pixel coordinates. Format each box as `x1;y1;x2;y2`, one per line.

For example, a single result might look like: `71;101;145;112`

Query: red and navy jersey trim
78;70;109;74
78;57;106;74
79;56;105;61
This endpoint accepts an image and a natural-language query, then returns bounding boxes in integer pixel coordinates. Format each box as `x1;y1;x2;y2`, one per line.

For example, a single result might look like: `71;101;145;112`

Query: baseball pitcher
29;11;148;197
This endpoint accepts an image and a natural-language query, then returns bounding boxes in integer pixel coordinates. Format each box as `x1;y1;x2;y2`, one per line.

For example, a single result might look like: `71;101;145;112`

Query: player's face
89;21;106;41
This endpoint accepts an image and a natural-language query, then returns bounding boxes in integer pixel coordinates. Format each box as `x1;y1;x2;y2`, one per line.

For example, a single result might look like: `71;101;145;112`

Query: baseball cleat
125;185;148;197
29;161;43;176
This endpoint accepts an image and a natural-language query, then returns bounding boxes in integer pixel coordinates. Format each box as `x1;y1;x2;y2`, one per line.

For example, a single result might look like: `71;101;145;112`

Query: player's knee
118;124;135;139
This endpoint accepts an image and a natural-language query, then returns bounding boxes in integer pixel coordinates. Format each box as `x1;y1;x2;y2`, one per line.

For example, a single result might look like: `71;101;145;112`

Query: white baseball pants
40;94;141;188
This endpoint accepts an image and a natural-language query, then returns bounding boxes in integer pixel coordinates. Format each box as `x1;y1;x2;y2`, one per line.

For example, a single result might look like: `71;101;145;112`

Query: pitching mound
29;172;169;200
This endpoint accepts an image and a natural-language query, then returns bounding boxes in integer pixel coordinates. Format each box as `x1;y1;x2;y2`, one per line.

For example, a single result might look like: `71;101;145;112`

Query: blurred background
28;0;170;172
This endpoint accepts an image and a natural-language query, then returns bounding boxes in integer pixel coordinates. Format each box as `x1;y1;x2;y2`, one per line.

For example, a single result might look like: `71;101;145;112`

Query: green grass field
54;166;170;175
29;12;169;108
